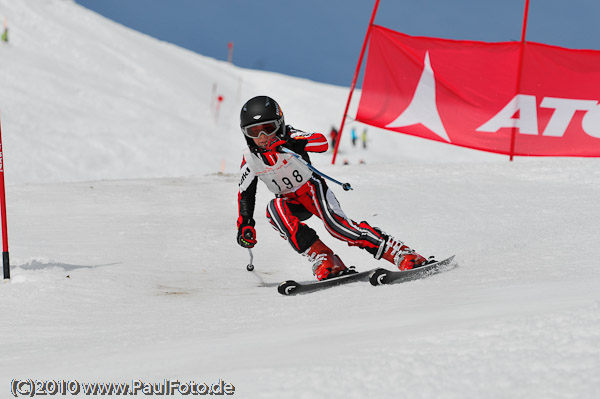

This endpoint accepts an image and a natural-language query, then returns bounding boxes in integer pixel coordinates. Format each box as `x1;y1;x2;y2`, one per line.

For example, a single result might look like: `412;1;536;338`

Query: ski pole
280;147;353;191
246;248;254;271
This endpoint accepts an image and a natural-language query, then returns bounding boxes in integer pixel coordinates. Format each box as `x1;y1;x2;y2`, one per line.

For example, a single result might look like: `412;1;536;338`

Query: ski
277;256;456;295
277;268;377;296
369;255;456;286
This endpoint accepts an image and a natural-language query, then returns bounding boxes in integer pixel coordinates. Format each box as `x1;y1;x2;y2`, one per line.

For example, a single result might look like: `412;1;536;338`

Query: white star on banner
385;52;450;142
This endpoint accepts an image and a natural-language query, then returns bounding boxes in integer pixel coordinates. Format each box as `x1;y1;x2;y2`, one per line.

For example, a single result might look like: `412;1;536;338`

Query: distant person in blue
351;127;357;147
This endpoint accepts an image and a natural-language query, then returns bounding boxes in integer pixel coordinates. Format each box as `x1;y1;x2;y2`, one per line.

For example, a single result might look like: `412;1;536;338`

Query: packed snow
0;1;599;398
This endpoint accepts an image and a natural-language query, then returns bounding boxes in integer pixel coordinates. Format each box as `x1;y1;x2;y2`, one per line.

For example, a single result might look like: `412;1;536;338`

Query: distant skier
236;96;427;280
362;128;368;149
1;19;8;43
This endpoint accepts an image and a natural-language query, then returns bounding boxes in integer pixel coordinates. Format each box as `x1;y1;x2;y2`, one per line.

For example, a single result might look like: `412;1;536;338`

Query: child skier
236;96;427;280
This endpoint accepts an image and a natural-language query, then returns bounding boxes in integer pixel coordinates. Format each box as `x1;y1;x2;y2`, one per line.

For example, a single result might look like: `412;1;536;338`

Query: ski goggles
242;120;281;138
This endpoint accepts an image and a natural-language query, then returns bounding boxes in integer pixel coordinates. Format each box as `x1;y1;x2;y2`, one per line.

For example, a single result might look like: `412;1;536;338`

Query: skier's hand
265;136;286;153
237;224;257;248
286;137;308;153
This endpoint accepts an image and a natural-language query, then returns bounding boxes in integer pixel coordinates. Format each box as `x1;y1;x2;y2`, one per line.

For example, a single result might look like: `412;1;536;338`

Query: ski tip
278;280;299;296
439;255;456;266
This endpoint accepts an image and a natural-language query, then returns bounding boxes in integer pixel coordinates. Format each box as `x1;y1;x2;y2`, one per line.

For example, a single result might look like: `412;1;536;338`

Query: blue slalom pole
280;147;353;191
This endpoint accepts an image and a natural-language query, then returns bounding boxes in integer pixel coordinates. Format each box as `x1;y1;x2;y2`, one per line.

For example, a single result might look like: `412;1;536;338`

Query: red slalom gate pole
509;0;530;161
0;114;9;279
332;0;380;164
227;42;234;63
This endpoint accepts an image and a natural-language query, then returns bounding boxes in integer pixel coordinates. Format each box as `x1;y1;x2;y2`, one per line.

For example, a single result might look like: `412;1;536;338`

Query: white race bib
247;152;313;194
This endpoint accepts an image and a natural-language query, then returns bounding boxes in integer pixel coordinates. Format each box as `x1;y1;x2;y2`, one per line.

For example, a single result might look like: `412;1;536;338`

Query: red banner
356;25;600;157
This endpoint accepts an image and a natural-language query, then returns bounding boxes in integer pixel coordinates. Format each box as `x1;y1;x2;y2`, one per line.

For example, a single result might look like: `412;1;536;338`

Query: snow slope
1;1;599;398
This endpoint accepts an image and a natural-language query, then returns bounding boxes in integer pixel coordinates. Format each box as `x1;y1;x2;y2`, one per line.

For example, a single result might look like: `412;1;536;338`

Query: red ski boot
381;236;427;271
304;239;348;280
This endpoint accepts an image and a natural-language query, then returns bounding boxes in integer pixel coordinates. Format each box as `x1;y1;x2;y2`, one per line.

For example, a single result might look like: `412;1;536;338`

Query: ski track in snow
0;1;599;398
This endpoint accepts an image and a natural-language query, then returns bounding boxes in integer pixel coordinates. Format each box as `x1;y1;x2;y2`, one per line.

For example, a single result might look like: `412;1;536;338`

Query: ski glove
266;136;308;154
265;136;286;153
237;224;257;248
285;137;308;153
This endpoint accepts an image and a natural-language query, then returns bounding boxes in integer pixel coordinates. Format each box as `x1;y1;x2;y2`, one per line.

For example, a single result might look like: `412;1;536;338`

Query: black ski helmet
240;96;286;151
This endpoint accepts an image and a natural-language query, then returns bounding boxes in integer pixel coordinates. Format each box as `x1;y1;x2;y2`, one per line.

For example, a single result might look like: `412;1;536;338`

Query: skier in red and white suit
236;96;427;280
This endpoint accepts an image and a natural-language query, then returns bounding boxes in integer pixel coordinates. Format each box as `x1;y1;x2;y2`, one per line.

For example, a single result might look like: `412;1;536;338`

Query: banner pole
509;0;530;161
332;0;380;164
0;114;9;280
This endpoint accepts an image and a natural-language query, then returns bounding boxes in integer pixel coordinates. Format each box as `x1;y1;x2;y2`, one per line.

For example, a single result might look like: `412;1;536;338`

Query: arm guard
237;177;257;227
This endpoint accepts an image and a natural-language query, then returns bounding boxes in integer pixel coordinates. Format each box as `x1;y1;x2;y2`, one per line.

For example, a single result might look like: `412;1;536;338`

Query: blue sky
74;0;600;87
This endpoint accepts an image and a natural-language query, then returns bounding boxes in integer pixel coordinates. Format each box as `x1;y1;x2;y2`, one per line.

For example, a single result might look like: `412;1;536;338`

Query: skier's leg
302;176;427;270
266;197;317;253
300;176;383;251
266;197;348;280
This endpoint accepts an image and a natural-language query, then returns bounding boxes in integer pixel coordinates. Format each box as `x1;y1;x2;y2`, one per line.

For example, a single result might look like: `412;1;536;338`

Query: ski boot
380;235;427;271
304;239;349;281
